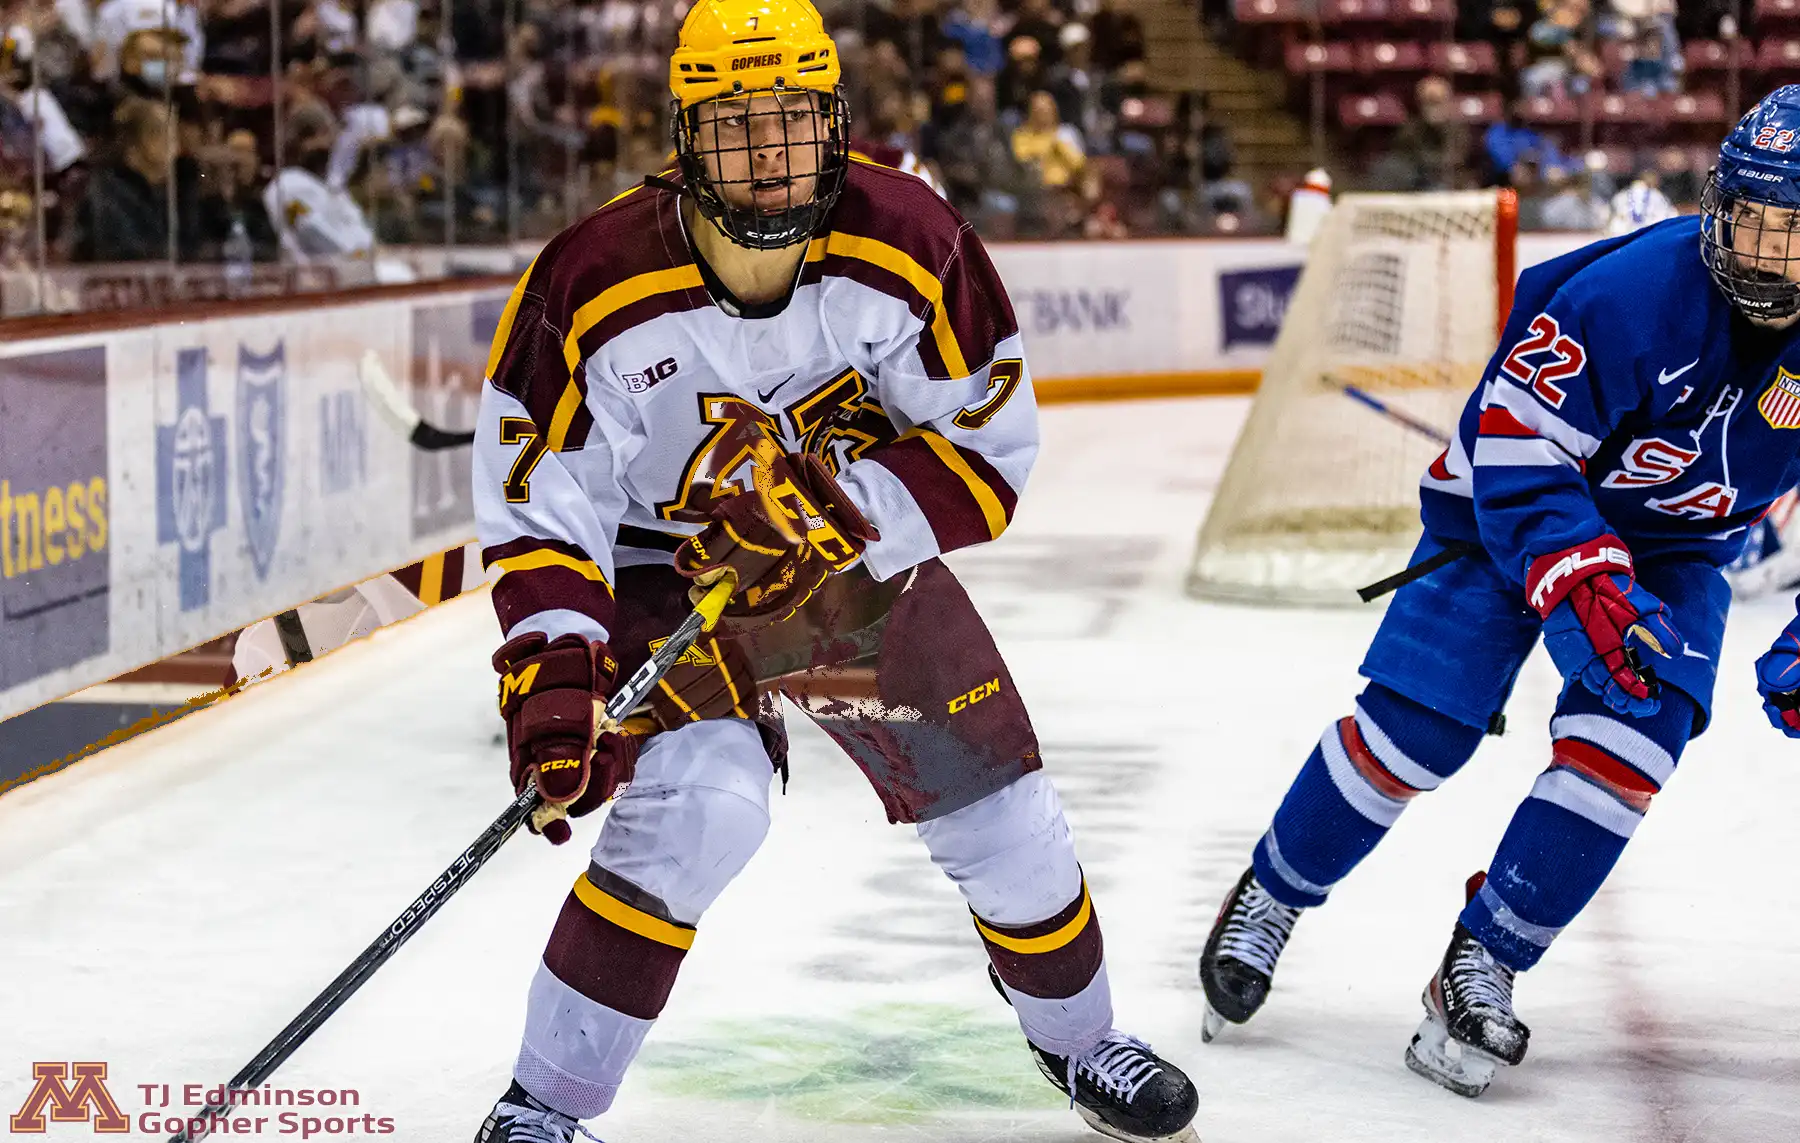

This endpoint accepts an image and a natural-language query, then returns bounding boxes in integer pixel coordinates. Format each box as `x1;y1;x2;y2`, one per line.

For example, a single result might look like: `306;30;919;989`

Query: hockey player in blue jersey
1198;84;1800;1098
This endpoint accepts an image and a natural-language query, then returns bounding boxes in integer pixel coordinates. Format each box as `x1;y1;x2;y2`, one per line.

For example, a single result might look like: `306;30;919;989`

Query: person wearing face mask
263;101;375;262
91;0;201;87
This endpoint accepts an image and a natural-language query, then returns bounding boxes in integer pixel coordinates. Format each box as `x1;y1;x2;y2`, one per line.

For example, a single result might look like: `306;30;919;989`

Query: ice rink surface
5;397;1799;1143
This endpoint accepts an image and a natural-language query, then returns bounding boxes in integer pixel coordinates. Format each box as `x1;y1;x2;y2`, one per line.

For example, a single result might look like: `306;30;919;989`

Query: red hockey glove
1526;535;1682;718
494;632;640;844
674;450;879;630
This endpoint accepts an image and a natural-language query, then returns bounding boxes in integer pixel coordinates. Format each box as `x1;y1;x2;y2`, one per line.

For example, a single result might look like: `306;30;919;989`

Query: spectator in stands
1007;0;1064;67
1536;161;1604;230
1482;99;1566;187
1654;143;1700;209
932;74;1026;230
1521;0;1602;100
940;0;1005;77
1605;167;1677;234
1372;76;1469;192
1012;88;1088;233
264;101;374;260
92;0;202;85
1047;23;1104;151
1619;4;1683;97
0;31;88;185
68;95;202;261
367;0;421;54
997;32;1047;123
1089;0;1145;71
196;127;277;262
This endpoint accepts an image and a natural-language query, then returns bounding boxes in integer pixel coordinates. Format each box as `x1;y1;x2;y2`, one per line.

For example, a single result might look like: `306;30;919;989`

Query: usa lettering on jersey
1601;438;1702;488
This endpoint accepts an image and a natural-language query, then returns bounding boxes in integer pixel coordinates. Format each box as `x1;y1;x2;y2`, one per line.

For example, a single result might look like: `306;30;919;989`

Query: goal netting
1186;189;1518;607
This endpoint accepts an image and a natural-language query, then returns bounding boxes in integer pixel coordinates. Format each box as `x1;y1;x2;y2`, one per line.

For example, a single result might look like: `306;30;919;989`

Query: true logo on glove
1528;545;1633;613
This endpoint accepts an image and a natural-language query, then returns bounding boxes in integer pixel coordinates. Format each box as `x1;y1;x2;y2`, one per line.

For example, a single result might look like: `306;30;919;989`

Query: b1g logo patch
1754;125;1799;152
1757;366;1800;429
621;357;679;395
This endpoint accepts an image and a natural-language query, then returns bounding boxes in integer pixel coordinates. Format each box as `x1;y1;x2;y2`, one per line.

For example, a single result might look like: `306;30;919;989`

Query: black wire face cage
1701;170;1800;323
674;85;850;251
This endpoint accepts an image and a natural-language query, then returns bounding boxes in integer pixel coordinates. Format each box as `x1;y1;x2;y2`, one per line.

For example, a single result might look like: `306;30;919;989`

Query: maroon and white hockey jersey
474;159;1037;644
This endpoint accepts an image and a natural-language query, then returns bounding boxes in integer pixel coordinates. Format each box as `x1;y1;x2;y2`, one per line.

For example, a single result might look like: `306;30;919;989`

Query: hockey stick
1322;374;1453;447
167;571;738;1143
358;349;477;451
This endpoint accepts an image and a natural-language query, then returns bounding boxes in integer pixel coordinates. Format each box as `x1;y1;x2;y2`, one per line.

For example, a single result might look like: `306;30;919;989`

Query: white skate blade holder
1074;1105;1202;1143
1200;1004;1228;1045
1404;1009;1503;1098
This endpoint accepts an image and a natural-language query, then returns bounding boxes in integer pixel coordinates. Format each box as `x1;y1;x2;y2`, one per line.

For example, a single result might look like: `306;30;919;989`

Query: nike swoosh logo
1682;645;1711;661
757;374;796;403
1658;359;1700;386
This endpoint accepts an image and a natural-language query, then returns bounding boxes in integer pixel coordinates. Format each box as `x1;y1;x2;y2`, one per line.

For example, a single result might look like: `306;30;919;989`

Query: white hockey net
1187;190;1517;607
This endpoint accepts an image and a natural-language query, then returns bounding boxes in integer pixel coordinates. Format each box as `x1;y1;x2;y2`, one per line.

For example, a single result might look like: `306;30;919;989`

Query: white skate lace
1217;878;1299;977
1449;939;1516;1015
495;1102;604;1143
1066;1032;1164;1102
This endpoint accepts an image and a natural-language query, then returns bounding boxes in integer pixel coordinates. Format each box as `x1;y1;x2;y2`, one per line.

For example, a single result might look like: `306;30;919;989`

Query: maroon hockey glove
494;632;640;844
1526;535;1682;718
674;450;879;629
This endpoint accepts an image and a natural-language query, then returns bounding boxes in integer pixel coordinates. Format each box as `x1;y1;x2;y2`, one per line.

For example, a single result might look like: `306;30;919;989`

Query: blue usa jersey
1420;216;1800;583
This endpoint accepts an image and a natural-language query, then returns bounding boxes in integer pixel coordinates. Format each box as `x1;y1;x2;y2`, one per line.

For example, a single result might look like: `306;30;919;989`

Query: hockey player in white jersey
467;2;1200;1140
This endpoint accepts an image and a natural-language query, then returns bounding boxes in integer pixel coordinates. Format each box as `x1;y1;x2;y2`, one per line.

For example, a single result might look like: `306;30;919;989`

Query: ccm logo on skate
11;1062;128;1131
948;678;1001;713
499;665;540;706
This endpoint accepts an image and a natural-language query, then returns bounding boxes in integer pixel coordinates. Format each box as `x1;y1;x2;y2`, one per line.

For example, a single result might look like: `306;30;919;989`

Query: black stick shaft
167;578;732;1142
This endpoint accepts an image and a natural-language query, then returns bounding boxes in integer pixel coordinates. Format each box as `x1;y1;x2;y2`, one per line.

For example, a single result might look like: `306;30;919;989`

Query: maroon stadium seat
1664;91;1728;123
1520;93;1586;124
1684;39;1755;71
1321;0;1452;22
1596;92;1654;123
1757;0;1800;25
1358;40;1428;71
1338;91;1409;126
1757;37;1800;73
1597;145;1639;175
1285;41;1356;73
1445;92;1503;123
1599;40;1630;78
1233;0;1309;23
1428;41;1498;76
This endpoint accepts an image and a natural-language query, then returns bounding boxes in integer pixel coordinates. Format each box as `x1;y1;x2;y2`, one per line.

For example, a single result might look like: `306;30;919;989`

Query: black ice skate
1031;1032;1201;1143
1404;923;1531;1098
472;1080;603;1143
1197;866;1301;1042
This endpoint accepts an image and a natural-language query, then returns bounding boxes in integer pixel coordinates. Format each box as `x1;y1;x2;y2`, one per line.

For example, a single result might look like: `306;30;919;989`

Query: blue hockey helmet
1703;85;1800;321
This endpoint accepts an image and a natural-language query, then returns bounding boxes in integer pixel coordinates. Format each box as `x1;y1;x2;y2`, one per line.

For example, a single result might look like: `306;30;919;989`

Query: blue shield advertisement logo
237;342;285;580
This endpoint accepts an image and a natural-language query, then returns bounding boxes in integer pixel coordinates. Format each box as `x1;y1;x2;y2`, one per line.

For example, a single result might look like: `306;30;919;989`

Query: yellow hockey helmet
668;0;849;250
669;0;841;108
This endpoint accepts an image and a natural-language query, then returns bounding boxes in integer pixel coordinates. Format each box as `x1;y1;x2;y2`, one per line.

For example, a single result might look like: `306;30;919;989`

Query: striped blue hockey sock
1253;684;1485;909
1462;686;1694;971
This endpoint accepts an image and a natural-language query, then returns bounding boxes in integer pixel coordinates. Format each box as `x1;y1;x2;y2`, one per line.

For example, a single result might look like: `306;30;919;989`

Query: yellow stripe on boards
973;885;1092;955
821;232;969;379
491;548;610;585
913;429;1008;540
571;874;696;950
416;552;447;606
